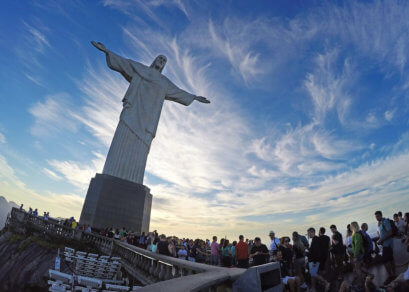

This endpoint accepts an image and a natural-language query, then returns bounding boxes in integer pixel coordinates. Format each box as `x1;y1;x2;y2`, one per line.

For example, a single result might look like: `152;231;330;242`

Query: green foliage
7;233;25;243
6;231;99;255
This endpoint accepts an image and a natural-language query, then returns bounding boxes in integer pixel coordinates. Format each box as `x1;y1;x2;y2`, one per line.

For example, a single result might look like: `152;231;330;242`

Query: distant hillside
0;196;19;228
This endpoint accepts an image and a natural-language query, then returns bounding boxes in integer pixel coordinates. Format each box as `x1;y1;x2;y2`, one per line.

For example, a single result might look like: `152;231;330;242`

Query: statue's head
151;55;167;73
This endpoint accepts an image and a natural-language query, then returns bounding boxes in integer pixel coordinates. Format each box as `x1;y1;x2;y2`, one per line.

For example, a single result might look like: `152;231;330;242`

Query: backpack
382;218;398;237
358;231;370;253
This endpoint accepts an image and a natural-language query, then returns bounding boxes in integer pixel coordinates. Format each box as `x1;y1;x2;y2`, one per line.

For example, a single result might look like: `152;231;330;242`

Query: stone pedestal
79;173;152;233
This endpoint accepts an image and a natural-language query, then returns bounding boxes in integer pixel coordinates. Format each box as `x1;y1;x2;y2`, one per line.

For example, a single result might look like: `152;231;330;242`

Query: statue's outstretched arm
194;96;210;104
91;41;132;82
166;80;210;106
91;41;107;53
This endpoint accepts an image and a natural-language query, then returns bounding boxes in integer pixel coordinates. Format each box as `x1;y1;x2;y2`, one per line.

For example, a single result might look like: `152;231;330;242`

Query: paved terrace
6;207;244;292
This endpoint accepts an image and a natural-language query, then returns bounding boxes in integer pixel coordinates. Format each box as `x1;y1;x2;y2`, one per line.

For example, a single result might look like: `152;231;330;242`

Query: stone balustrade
7;207;245;291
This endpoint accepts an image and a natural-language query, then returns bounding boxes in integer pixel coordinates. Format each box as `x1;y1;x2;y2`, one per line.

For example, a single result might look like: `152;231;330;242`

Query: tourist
221;239;231;267
33;208;38;216
210;236;219;266
250;237;269;266
307;227;331;292
71;218;77;230
317;227;330;274
85;225;91;233
404;212;409;236
360;223;374;264
195;240;207;263
28;207;33;215
138;232;146;248
345;224;353;257
114;229;120;240
177;245;187;260
375;210;396;285
231;241;237;266
268;230;280;261
393;213;406;235
156;234;172;256
19;204;23;210
274;250;301;292
236;235;249;268
168;238;177;257
330;224;345;280
292;232;306;276
188;239;198;262
278;236;294;276
350;221;368;284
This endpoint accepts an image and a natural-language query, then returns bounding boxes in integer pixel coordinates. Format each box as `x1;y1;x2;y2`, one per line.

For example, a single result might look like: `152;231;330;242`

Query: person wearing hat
269;230;281;261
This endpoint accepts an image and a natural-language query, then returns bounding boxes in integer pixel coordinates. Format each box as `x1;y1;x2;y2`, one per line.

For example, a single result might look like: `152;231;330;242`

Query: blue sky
1;0;409;242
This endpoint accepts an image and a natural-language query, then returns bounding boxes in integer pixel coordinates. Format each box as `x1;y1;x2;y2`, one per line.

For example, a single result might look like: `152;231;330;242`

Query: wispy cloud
0;154;83;219
22;21;51;54
42;168;62;181
207;20;262;84
384;109;396;122
24;73;44;87
304;49;354;125
29;93;78;137
47;152;105;190
0;132;5;144
15;20;51;70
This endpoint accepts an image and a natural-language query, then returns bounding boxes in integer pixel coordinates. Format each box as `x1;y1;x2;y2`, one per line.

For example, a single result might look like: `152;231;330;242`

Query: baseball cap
269;230;275;235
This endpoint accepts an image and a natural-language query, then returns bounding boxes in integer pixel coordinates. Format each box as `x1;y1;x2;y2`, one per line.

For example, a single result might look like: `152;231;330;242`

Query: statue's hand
195;96;210;104
91;41;107;53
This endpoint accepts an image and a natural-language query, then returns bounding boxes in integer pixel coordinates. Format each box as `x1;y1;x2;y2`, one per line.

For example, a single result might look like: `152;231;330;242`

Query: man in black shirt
308;228;331;292
250;237;269;266
330;224;345;280
156;234;171;256
317;227;330;273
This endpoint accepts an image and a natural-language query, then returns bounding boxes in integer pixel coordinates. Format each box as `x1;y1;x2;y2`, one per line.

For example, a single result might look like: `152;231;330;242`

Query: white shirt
269;237;280;252
395;218;406;234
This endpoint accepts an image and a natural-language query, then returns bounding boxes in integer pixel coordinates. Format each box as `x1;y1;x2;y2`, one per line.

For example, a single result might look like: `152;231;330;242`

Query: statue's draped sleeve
165;80;196;106
106;50;134;82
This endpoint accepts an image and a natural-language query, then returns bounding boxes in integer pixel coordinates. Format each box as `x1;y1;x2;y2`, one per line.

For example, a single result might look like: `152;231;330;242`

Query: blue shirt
361;230;373;252
378;218;393;247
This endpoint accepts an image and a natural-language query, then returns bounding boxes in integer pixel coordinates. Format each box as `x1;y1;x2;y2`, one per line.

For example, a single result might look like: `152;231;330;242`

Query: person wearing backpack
351;221;369;284
360;223;374;265
375;210;396;285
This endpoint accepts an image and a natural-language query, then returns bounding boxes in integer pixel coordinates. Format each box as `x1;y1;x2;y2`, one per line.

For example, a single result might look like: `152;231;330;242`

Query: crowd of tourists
18;203;409;291
98;210;409;292
20;204;92;233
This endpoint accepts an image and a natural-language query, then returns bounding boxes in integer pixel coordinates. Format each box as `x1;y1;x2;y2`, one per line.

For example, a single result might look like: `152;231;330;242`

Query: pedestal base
79;173;152;234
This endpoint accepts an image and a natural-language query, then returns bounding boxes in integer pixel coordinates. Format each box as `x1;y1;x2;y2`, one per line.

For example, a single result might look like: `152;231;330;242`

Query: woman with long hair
279;236;294;276
221;239;231;267
292;232;306;277
350;221;369;284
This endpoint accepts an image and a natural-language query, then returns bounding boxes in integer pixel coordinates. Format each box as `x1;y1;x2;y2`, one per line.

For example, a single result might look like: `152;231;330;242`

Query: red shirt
236;241;249;260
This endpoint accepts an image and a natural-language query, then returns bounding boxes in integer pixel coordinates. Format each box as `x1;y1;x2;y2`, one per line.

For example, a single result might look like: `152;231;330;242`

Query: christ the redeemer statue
91;41;210;184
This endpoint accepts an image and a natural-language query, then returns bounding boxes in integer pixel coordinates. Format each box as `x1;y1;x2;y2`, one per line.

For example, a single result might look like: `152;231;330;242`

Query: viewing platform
5;207;409;291
6;207;246;291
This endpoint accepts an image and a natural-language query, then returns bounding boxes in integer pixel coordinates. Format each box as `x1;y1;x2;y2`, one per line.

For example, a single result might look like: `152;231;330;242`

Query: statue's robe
102;50;196;184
